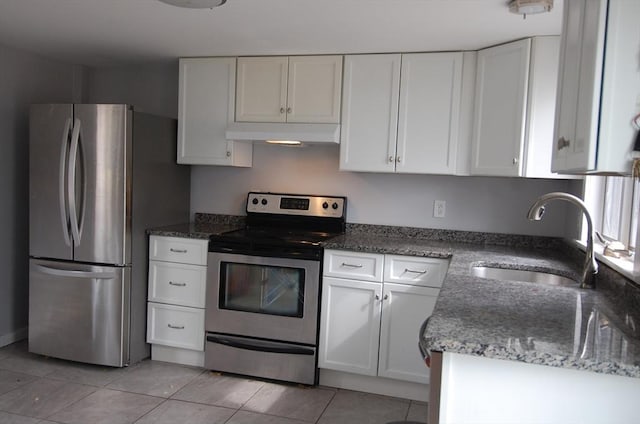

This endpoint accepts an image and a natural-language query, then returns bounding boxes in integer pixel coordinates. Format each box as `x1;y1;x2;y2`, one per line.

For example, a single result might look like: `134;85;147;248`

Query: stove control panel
247;192;346;218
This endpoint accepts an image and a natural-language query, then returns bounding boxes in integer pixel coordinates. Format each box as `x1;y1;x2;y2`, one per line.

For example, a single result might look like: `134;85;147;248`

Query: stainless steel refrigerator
28;104;190;367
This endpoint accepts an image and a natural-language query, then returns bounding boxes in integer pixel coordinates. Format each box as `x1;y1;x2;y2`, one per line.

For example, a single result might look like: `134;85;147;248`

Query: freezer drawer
28;259;130;367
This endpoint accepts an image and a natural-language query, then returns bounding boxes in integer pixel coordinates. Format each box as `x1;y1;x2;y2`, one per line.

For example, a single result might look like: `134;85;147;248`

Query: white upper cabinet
340;54;401;173
396;53;463;174
471;37;566;178
471;39;530;177
235;55;342;124
340;52;464;174
177;58;252;167
552;0;640;175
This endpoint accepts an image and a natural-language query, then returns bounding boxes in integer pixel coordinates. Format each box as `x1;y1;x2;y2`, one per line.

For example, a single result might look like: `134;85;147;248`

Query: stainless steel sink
470;266;578;287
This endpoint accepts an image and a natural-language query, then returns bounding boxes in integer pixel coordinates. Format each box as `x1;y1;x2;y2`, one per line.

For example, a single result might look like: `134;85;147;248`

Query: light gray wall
86;62;178;118
84;62;576;237
192;144;573;236
0;43;79;345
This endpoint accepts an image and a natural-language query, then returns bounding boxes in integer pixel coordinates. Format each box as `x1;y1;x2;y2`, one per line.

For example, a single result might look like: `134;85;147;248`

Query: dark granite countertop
324;225;640;378
148;217;640;378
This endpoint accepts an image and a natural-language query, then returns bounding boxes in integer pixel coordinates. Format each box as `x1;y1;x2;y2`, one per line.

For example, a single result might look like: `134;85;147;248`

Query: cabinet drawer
384;255;449;288
148;260;206;308
147;303;204;351
149;236;208;266
323;249;383;282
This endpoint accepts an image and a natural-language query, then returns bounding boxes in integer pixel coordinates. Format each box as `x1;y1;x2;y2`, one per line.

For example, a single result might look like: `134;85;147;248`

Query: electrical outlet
433;200;446;218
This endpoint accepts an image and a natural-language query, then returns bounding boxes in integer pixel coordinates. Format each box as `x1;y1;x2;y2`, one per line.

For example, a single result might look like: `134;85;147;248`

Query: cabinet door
523;36;568;179
471;39;531;177
340;54;401;173
378;283;439;384
177;58;251;166
551;0;585;172
287;55;342;123
396;52;462;174
318;277;382;376
236;56;288;122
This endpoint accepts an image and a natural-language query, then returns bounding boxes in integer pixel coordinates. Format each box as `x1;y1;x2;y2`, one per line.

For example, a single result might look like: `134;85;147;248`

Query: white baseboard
319;368;429;402
151;344;204;367
0;327;28;348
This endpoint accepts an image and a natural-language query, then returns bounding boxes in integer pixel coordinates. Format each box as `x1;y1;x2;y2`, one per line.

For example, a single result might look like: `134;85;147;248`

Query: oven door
206;252;320;345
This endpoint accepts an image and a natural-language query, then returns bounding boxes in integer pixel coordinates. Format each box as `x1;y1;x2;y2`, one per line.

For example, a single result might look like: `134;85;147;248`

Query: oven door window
220;262;305;318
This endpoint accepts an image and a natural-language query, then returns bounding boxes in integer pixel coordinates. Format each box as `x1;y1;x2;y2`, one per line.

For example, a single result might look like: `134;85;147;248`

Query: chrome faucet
527;192;598;289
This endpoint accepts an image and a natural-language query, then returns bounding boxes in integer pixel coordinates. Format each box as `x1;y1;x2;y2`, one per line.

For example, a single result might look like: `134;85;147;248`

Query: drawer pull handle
169;281;186;287
167;324;185;330
404;268;427;275
169;248;187;253
341;263;363;268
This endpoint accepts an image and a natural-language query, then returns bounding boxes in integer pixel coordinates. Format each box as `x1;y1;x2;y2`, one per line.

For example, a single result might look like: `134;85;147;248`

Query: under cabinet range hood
225;122;340;144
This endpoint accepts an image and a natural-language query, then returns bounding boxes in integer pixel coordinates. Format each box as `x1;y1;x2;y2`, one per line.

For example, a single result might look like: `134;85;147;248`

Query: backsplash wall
191;143;575;237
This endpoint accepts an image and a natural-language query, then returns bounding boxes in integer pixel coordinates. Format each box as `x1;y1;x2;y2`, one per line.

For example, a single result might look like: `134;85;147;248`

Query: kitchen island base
432;352;640;424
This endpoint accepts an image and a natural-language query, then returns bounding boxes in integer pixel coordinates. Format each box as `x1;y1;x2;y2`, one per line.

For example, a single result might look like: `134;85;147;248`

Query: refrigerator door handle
34;264;118;280
68;118;82;247
58;118;72;247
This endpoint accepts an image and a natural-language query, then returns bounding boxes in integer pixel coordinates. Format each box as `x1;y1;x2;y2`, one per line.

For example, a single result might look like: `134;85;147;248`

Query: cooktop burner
208;192;347;259
220;227;340;246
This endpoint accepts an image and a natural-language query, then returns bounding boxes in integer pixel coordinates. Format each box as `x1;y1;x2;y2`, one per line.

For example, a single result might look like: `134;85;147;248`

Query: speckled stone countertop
147;213;244;239
325;224;640;379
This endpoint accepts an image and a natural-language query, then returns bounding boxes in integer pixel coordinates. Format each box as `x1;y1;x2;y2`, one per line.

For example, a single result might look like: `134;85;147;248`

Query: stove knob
252;198;259;205
322;202;329;209
261;198;268;206
332;202;339;210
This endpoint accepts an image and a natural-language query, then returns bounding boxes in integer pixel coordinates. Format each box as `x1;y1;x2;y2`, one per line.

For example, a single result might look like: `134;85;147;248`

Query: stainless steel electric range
205;192;346;385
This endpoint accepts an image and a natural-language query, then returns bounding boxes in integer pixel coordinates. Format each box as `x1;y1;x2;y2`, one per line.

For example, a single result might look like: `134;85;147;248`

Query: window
584;175;638;265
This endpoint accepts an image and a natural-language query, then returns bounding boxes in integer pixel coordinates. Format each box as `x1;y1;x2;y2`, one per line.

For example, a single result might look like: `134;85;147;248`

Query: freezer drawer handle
169;248;188;253
207;335;315;356
34;264;117;280
167;324;185;330
169;281;186;287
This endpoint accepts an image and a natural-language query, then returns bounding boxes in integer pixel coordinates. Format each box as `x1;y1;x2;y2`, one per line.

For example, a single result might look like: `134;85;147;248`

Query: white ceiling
0;0;563;67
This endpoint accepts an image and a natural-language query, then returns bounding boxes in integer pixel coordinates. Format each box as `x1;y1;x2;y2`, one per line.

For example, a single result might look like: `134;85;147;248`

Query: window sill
571;239;640;284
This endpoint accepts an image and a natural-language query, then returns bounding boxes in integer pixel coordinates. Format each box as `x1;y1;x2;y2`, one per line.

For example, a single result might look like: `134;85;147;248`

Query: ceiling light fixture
157;0;227;9
508;0;553;18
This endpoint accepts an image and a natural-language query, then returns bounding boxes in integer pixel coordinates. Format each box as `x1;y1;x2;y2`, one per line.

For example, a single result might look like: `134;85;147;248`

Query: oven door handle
206;335;315;356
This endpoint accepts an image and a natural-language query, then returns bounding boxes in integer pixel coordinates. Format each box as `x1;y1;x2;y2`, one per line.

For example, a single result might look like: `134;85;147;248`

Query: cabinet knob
396;156;401;163
226;151;231;157
512;157;519;165
280;107;285;114
287;107;292;114
375;294;380;300
388;156;394;164
383;294;389;300
557;137;571;150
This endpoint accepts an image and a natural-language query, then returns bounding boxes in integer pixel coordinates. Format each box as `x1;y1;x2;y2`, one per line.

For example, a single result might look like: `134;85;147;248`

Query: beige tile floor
0;341;428;424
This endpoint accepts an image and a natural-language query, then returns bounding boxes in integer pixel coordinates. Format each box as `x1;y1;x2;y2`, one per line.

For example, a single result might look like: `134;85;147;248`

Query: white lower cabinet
378;283;439;384
319;249;447;390
147;235;208;367
320;277;382;375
